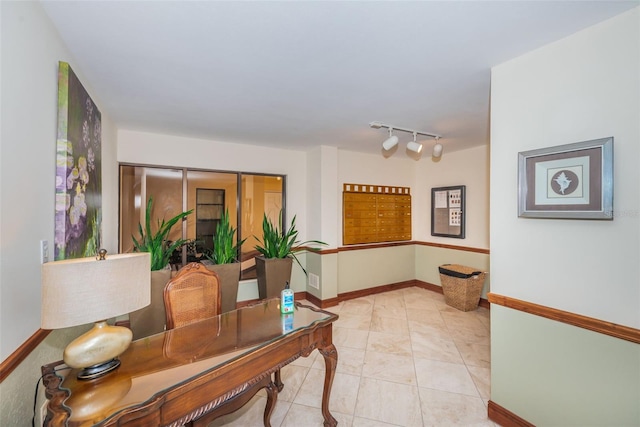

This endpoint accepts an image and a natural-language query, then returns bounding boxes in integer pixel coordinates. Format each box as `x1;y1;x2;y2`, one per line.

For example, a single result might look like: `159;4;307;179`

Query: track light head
407;141;423;153
382;135;399;150
432;137;443;158
382;128;399;150
406;132;423;153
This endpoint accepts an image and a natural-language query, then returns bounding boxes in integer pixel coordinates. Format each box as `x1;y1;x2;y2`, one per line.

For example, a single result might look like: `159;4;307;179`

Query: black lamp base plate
77;358;121;380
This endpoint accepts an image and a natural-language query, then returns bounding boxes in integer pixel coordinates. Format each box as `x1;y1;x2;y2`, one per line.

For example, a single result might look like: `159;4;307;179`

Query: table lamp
41;250;150;380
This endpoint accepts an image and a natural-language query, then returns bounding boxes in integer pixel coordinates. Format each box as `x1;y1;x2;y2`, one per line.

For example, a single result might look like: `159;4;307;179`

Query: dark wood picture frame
431;185;465;238
518;137;613;219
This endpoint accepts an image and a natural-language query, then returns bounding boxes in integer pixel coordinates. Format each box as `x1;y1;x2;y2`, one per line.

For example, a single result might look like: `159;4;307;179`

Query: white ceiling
41;1;638;157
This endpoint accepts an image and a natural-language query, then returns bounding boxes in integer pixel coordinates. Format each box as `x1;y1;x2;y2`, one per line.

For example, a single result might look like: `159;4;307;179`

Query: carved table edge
41;361;71;426
165;352;305;427
165;329;339;427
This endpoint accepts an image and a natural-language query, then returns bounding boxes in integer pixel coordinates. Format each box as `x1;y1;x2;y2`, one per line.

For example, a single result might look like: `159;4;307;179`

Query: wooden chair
163;262;221;329
163;262;278;427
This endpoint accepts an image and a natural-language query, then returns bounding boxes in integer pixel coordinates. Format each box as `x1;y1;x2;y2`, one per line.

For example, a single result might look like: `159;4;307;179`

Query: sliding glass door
119;165;284;279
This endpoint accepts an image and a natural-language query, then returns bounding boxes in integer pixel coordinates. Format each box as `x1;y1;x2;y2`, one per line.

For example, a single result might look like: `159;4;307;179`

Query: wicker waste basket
438;264;486;312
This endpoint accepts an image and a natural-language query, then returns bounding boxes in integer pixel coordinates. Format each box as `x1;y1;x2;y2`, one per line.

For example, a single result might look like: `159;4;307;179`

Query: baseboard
337;280;417;302
479;298;490;309
237;282;490;312
413;280;442;294
488;400;535;427
304;292;339;309
305;280;490;310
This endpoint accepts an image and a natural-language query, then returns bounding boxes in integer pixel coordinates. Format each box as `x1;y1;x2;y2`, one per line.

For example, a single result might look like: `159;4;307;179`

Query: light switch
41;240;49;264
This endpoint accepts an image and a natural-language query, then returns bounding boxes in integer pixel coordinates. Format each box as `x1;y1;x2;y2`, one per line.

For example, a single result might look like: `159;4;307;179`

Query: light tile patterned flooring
210;287;496;426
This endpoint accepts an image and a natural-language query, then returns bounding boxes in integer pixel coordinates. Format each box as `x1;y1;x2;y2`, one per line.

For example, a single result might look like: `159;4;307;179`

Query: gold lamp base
63;320;133;380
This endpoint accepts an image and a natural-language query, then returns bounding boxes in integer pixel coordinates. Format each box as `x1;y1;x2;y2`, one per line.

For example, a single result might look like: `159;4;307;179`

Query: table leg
263;380;278;427
274;369;284;392
318;343;338;427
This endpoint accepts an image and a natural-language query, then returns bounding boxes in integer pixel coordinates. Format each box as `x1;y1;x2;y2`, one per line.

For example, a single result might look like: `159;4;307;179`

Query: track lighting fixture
370;121;442;157
433;137;443;158
406;132;423;153
382;128;399;150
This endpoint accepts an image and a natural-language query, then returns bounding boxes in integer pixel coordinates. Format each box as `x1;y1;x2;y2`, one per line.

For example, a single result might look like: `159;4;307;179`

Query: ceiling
41;1;637;157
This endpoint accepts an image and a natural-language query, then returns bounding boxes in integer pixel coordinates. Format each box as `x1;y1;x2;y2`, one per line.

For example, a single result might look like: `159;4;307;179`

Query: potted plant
129;197;193;339
254;210;326;299
204;209;246;313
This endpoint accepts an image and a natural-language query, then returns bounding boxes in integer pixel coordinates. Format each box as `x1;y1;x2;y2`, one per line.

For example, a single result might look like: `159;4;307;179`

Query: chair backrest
163;262;221;330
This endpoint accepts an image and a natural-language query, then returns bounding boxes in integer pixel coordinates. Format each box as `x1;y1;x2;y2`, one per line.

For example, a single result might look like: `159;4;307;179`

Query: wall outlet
40;240;49;264
308;273;320;289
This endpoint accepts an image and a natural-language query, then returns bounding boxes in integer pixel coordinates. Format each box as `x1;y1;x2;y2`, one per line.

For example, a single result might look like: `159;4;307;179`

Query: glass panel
196;205;223;220
119;166;184;254
119;166;284;277
196;189;226;205
240;174;284;280
187;171;237;262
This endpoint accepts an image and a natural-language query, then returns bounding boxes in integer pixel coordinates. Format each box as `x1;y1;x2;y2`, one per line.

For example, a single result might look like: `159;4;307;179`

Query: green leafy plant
132;197;193;271
205;209;246;264
254;210;326;275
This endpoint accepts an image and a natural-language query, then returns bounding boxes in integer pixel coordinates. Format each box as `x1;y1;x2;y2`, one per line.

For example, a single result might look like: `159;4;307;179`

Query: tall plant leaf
205;209;246;264
132;197;193;271
254;210;326;275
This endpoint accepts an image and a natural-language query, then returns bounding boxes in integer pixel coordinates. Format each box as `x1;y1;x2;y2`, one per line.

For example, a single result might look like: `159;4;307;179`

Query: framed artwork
55;62;102;260
431;185;465;238
518;137;613;219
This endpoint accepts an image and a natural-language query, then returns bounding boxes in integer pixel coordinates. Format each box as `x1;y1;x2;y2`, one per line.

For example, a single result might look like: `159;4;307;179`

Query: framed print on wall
518;137;613;220
55;61;102;260
431;185;465;238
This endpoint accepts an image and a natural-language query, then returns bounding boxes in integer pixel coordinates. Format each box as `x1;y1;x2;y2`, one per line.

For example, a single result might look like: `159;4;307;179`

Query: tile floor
210;287;496;426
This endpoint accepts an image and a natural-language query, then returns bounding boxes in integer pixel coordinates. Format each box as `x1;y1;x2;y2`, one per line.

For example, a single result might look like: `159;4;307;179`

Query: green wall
337;245;416;294
492;306;640;426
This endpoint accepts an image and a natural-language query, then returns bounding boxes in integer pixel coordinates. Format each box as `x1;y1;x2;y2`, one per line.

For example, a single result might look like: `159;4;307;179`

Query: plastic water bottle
280;281;294;314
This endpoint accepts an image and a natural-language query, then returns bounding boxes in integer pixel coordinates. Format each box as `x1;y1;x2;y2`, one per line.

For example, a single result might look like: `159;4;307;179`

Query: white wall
491;7;639;326
0;2;119;423
306;146;340;299
0;0;118;362
490;7;639;425
307;145;339;247
415;144;490;249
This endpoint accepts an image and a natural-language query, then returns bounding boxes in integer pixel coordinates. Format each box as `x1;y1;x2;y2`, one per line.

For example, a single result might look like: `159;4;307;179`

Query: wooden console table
42;300;339;426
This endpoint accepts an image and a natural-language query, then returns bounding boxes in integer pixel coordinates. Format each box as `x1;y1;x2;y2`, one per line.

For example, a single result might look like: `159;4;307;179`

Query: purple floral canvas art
55;61;102;260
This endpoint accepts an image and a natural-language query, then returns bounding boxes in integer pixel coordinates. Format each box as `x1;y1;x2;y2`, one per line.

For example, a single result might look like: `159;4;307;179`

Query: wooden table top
43;299;338;426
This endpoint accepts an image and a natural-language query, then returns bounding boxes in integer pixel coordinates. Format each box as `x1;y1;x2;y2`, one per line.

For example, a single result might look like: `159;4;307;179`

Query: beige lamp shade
41;252;151;329
41;251;151;379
